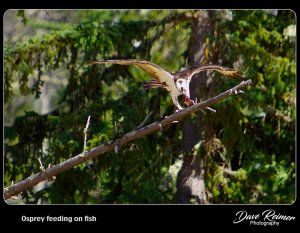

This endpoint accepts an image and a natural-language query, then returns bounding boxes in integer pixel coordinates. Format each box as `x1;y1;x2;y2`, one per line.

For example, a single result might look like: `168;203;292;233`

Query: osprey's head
175;78;189;97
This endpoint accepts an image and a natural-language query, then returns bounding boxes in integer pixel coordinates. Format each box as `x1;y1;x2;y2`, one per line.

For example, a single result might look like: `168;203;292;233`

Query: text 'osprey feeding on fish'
89;59;242;110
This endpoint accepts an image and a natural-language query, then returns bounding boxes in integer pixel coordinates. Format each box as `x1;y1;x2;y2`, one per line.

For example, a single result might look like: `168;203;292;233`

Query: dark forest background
4;10;295;204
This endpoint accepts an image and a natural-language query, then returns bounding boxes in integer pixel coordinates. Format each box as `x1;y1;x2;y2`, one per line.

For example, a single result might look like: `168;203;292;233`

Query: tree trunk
176;11;216;204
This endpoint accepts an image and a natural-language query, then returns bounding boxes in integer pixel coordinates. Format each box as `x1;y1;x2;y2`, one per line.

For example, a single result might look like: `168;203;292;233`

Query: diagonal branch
3;79;252;200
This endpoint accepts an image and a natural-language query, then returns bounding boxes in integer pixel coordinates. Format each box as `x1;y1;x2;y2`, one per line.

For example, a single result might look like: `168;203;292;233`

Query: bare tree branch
136;111;154;129
3;79;252;200
222;168;237;177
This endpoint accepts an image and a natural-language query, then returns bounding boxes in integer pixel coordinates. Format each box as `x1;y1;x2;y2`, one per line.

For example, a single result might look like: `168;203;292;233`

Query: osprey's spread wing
88;59;174;84
89;59;243;110
183;64;242;81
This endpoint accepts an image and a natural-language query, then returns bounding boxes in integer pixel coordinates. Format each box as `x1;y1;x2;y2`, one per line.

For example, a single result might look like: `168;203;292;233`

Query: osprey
89;59;242;110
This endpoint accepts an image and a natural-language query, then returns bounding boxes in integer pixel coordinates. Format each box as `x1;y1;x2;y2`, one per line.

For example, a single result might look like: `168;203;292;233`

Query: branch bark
4;79;252;200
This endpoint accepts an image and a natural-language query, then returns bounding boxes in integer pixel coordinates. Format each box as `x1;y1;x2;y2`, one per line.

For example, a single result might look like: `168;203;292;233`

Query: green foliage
4;10;295;204
201;10;295;204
